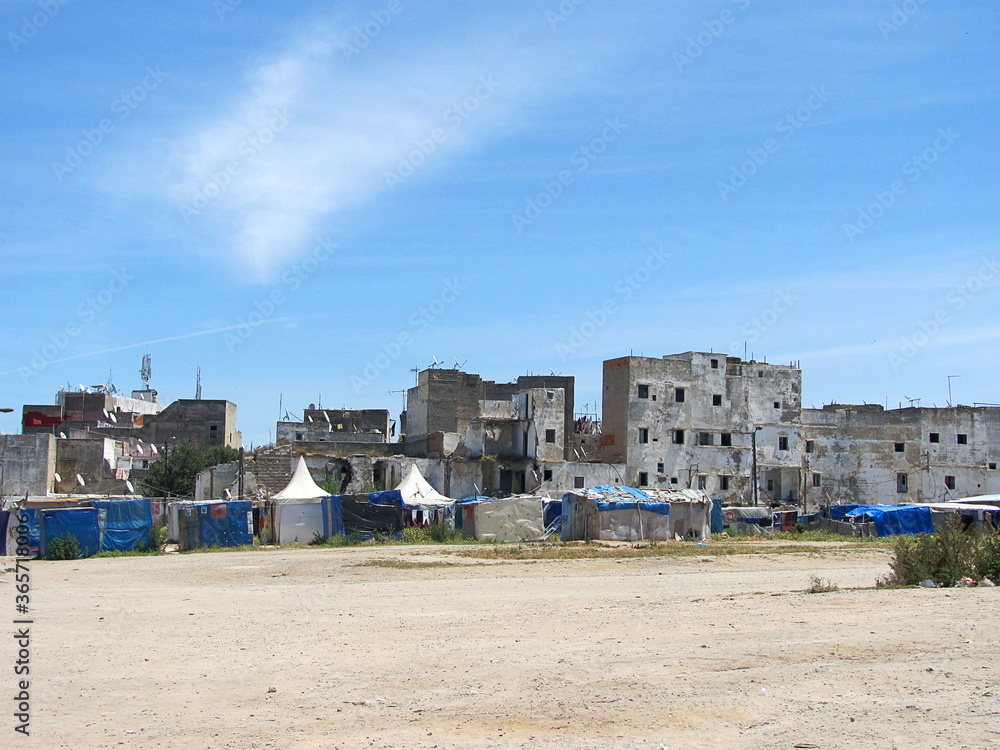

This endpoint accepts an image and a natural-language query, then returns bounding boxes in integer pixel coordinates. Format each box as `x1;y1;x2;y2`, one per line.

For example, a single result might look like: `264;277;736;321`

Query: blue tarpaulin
593;501;670;514
39;508;102;558
845;505;934;536
830;504;862;521
198;501;253;548
90;499;153;552
711;499;724;534
591;485;648;500
367;490;405;506
324;495;345;538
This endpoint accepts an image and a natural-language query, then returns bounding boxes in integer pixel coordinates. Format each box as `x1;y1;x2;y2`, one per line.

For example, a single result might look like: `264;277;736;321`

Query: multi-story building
802;404;1000;507
601;352;803;504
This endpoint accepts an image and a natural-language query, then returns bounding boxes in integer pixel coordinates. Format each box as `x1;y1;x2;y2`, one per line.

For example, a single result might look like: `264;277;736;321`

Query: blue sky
2;0;998;445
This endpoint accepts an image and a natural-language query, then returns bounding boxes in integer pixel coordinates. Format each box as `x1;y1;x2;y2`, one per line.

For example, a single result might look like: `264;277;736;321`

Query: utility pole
751;426;761;507
238;447;245;503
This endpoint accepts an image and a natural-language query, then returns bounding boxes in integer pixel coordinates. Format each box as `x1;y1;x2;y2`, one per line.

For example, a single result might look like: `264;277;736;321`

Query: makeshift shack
460;495;546;542
90;498;153;552
722;506;773;535
394;465;456;527
844;504;934;537
341;491;404;538
175;501;254;551
38;507;102;558
562;486;712;542
271;457;336;544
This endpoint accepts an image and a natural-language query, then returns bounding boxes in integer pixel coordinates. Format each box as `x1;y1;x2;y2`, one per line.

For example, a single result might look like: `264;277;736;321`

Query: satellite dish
76;474;86;487
150;445;159;455
109;413;117;423
306;415;313;422
59;432;67;439
102;409;109;418
125;480;134;493
323;411;331;423
54;472;62;483
223;488;233;500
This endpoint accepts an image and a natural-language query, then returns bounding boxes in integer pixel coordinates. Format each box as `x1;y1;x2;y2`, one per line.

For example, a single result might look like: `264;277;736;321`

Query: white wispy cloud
155;11;634;281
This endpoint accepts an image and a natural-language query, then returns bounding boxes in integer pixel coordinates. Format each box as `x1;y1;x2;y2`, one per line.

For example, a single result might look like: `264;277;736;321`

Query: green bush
882;520;979;587
46;534;81;561
976;533;1000;583
147;523;169;552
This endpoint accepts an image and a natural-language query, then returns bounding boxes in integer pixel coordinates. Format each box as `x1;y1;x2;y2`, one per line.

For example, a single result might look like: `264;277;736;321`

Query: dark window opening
929;433;940;443
295;432;304;441
543;469;553;482
638;472;649;486
990;463;998;471
697;476;707;490
778;436;789;451
945;475;956;490
637;384;649;399
675;388;685;403
894;442;905;453
670;477;678;485
697;432;714;446
720;432;732;447
720;476;730;491
638;428;649;444
710;358;719;369
766;479;774;492
656;462;664;473
812;473;822;488
673;430;685;445
957;433;968;445
773;401;780;409
805;440;814;454
712;394;722;406
574;476;585;489
897;473;909;493
545;429;556;444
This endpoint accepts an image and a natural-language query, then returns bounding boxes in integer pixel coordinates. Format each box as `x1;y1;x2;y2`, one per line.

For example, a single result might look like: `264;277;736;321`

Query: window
758;370;764;377
574;476;585;489
712;394;722;406
778;436;789;451
638;472;649;486
295;432;304;441
766;479;775;492
673;429;685;445
656;462;664;473
543;469;553;482
805;440;814;454
894;442;905;453
710;358;719;369
897;473;909;493
545;429;556;444
990;463;998;471
637;384;649;399
945;475;956;490
697;476;707;490
720;432;732;447
812;473;822;488
675;388;685;403
697;432;715;446
670;477;678;485
638;428;649;444
957;434;968;445
773;401;780;409
720;476;730;491
929;433;940;443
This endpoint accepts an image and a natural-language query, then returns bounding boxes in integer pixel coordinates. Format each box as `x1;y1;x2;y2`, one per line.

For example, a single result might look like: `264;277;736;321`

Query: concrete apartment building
602;352;803;504
277;408;392;444
802;404;1000;506
601;351;1000;507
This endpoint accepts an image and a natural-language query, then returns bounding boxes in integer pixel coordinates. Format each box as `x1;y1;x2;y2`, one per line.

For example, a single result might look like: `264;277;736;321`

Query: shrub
881;519;979;587
806;575;839;593
46;534;81;561
976;533;1000;583
147;523;169;552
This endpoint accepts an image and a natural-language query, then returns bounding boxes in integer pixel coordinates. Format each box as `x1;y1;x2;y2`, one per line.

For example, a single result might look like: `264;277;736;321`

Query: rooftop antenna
453;356;467;370
904;395;921;408
429;356;441;369
140;353;152;390
195;365;202;400
947;375;961;407
410;366;419;386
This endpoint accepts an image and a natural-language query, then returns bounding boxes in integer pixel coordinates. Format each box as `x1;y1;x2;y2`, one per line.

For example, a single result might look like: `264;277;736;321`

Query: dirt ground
2;543;998;750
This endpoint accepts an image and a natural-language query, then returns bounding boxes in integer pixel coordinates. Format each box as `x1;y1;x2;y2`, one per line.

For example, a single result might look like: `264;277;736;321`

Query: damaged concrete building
600;351;1000;507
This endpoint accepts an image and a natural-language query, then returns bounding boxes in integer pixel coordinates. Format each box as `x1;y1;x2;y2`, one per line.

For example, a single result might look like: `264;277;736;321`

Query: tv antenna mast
453;356;467;370
195;365;202;400
140;354;152;390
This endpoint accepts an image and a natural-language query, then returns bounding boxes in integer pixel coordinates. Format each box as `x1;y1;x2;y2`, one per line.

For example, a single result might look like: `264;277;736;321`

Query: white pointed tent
394;465;454;510
272;457;330;543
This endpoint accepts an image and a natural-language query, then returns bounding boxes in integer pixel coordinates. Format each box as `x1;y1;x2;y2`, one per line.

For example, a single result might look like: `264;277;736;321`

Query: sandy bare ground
2;543;998;750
